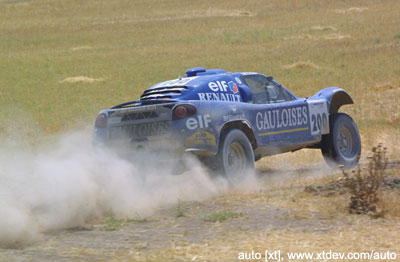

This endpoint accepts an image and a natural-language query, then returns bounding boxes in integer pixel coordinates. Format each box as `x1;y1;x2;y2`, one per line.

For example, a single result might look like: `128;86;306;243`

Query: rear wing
111;99;178;109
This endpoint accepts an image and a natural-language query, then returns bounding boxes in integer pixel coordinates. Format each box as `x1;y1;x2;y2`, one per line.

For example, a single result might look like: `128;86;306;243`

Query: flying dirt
0;131;242;248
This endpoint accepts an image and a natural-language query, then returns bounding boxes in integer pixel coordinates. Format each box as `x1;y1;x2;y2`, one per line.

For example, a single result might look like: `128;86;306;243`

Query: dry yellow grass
76;165;400;261
1;0;400;259
70;46;93;51
59;76;105;84
335;7;369;14
375;82;400;91
311;25;337;31
1;0;399;150
324;33;351;40
283;61;320;70
138;222;400;261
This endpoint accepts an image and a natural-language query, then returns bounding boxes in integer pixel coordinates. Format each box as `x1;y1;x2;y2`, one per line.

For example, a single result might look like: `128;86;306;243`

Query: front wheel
215;129;255;183
321;113;361;169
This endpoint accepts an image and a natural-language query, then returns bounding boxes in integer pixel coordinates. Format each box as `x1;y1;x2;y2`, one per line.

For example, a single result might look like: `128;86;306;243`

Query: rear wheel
321;113;361;168
214;129;255;183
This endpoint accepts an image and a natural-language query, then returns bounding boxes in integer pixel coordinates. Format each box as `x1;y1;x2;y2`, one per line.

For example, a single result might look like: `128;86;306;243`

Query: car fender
219;119;258;150
312;87;354;114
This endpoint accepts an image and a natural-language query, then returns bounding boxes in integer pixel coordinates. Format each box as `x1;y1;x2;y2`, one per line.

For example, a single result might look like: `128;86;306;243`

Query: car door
241;74;315;148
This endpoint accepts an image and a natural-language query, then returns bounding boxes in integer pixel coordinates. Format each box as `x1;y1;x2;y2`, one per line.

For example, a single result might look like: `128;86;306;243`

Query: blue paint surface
94;68;353;157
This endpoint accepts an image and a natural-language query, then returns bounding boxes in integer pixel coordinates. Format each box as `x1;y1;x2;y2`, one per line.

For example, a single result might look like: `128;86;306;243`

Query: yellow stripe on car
259;127;309;136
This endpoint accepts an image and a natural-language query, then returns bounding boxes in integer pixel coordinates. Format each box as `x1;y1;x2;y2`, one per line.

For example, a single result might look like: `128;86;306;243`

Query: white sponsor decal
255;106;308;130
186;114;212;130
223;114;245;122
235;77;242;85
198;92;241;102
307;99;329;135
155;76;198;88
208;81;228;92
109;121;170;139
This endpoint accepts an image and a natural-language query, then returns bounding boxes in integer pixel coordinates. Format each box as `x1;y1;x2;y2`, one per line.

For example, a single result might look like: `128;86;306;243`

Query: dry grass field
1;0;400;261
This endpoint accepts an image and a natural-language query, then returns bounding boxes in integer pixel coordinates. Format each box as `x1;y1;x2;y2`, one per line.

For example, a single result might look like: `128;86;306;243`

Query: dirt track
1;163;399;262
0;195;335;262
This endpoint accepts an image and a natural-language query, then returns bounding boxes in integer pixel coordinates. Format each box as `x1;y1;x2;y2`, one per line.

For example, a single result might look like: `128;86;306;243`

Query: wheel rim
226;142;246;175
337;126;354;158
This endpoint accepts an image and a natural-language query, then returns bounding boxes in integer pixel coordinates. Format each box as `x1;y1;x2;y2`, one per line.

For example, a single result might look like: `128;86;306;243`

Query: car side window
241;75;269;104
265;81;296;103
241;74;296;104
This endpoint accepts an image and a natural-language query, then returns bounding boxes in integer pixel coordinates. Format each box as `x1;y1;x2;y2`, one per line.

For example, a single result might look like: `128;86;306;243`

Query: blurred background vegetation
0;0;399;157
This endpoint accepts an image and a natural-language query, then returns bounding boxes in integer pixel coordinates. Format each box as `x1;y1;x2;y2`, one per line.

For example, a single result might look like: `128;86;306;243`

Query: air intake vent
140;86;188;100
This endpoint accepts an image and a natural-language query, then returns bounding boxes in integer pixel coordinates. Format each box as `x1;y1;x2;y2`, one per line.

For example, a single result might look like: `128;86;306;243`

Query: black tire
214;129;255;183
321;113;361;169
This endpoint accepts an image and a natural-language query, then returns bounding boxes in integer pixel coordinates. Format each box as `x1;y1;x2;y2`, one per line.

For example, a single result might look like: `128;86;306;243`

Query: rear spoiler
111;99;178;109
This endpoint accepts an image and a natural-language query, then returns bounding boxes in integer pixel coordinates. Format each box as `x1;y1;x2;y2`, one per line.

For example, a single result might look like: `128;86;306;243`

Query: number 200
311;112;328;132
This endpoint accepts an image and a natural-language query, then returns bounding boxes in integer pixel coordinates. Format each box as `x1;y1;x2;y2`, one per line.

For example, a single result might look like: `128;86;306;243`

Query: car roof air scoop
185;67;206;77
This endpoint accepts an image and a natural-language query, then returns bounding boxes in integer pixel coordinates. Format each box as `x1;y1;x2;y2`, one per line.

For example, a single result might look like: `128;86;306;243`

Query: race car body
94;67;361;180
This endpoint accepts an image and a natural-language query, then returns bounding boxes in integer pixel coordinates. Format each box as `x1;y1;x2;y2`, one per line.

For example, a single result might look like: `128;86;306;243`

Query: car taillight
95;113;107;128
175;106;187;118
173;104;197;120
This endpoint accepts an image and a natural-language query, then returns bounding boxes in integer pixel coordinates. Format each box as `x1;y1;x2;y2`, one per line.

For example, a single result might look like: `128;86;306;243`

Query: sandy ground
1;163;399;262
0;199;334;261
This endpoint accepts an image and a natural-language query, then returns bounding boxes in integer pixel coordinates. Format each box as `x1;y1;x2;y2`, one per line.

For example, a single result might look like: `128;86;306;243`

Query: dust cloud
0;131;236;248
0;124;337;248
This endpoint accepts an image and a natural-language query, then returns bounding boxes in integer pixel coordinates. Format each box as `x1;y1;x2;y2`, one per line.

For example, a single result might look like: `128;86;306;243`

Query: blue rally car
94;67;361;181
